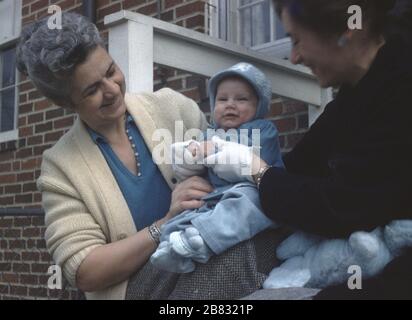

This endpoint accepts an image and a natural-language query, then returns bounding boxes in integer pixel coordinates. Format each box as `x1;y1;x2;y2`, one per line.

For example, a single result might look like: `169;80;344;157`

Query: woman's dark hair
273;0;405;38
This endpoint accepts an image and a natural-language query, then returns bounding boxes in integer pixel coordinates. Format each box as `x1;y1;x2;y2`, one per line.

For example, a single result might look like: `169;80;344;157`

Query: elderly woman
16;12;286;300
204;0;412;299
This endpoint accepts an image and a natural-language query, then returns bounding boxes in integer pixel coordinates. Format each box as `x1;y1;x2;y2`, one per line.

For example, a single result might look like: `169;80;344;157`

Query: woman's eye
87;87;98;96
107;68;115;77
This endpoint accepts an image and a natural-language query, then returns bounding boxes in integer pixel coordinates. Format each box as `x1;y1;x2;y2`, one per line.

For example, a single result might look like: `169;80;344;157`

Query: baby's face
213;77;258;130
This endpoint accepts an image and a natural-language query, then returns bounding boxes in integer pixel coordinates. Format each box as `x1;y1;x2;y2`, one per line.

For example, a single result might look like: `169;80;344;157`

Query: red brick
45;131;64;143
20;274;38;285
176;1;205;18
185;14;204;29
40;251;52;262
9;240;26;250
23;227;41;237
282;100;307;114
20;102;33;114
10;286;28;296
54;116;74;129
0;151;14;162
122;0;145;10
31;263;50;273
28;287;48;297
274;117;296;133
13;217;32;227
0;196;14;206
2;272;19;283
0;263;12;272
28;112;44;124
19;81;34;92
20;93;28;104
15;193;33;204
45;108;65;120
16;147;33;158
13;161;21;171
29;90;43;100
0;218;13;228
0;284;9;295
27;135;43;146
30;0;48;12
35;121;53;134
34;99;52;111
12;263;31;273
22;182;37;193
22;251;40;262
267;102;283;118
19;116;27;126
4;229;21;238
21;158;38;170
4;251;21;261
137;2;158;16
4;184;22;194
17;172;34;182
56;0;76;11
165;0;183;9
19;125;33;137
0;162;12;171
0;174;17;184
97;3;122;20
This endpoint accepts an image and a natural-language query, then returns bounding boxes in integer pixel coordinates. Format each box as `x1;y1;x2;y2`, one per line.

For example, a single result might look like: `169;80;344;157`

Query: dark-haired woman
204;0;412;299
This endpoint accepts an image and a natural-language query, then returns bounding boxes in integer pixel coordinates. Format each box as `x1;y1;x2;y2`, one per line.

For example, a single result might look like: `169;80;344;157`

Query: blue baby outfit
152;63;284;271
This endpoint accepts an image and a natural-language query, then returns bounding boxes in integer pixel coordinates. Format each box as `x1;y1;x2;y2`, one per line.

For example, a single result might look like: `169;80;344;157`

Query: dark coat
259;34;412;298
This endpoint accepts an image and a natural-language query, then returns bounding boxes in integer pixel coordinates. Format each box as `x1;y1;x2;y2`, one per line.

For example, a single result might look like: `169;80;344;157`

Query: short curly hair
16;12;104;107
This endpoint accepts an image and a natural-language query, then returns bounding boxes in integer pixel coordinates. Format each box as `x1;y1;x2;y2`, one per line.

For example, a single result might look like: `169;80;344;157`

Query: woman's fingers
180;199;205;211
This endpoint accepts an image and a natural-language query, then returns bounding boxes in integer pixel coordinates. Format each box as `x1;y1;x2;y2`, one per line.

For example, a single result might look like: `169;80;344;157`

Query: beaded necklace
125;115;142;177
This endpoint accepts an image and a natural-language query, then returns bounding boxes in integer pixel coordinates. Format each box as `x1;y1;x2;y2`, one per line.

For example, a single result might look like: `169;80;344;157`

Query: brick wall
0;0;308;299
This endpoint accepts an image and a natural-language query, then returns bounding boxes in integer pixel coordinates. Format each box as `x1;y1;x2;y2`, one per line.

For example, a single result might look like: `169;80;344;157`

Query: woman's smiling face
69;46;127;130
213;77;258;130
281;8;351;88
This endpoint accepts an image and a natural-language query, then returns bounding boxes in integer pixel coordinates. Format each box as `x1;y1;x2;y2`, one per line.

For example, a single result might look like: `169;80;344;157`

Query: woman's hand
162;176;214;222
203;136;267;183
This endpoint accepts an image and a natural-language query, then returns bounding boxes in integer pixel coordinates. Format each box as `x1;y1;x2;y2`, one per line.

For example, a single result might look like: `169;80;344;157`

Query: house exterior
0;0;319;300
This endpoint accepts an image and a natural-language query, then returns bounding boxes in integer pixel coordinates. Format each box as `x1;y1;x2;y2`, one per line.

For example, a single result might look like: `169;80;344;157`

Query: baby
150;63;284;273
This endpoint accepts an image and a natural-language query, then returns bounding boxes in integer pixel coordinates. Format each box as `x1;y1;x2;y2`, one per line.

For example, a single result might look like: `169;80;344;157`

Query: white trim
105;10;324;106
0;0;22;47
0;129;18;143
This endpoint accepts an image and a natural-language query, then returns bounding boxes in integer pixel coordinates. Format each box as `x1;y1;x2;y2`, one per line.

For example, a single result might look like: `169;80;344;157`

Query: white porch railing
104;10;332;125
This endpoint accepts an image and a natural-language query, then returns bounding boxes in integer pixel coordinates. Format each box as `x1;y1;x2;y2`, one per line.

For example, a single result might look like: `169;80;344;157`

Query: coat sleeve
259;88;412;238
37;153;106;287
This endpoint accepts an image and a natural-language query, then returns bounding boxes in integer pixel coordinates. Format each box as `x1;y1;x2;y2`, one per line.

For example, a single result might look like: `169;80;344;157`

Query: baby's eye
217;97;227;101
238;97;248;101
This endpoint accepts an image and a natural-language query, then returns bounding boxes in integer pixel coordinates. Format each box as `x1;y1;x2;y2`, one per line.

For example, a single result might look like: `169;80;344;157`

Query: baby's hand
199;141;216;157
187;142;201;157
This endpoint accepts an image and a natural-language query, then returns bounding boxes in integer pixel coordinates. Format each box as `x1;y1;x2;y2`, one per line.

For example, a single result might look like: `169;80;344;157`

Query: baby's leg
169;227;213;263
150;241;196;273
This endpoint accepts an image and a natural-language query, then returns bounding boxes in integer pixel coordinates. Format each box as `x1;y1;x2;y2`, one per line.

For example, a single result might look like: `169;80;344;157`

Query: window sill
0;129;18;144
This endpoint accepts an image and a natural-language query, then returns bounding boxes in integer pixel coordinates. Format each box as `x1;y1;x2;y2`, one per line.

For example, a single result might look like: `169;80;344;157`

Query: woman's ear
337;30;354;47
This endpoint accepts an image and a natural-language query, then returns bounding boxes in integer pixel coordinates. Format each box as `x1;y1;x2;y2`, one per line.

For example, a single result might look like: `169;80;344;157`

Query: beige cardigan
37;88;208;300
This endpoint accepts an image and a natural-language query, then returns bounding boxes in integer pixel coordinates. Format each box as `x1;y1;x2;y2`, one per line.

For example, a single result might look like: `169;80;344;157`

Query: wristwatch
253;165;272;188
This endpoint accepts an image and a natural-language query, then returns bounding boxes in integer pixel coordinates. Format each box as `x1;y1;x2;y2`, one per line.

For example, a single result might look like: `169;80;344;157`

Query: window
0;0;21;142
208;0;290;58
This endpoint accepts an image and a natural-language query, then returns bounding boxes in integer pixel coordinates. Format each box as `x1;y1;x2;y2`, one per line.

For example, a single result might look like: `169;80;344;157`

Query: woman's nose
102;78;117;97
290;47;303;65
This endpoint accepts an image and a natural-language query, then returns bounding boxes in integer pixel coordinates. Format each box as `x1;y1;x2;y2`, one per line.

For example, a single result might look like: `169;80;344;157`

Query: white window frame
207;0;291;56
0;0;22;143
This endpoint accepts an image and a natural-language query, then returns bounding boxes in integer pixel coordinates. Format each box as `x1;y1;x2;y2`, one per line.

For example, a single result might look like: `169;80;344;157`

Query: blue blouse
87;115;172;230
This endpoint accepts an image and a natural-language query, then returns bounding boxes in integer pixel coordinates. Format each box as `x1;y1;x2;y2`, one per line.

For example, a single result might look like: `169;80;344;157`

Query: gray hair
16;12;104;107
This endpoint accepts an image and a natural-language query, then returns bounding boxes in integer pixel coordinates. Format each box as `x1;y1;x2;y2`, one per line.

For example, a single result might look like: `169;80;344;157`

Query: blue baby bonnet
208;62;272;123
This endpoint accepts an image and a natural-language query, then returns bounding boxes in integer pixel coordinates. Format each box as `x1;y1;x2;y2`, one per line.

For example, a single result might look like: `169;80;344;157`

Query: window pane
240;2;270;47
0;87;15;132
1;47;16;88
276;17;286;39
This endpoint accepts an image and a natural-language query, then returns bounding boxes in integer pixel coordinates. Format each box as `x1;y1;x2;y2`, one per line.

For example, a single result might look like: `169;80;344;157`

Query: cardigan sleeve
159;87;209;133
37;153;107;287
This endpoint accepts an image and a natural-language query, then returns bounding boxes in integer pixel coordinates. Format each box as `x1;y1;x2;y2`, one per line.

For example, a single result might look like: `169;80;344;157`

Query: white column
108;20;154;93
